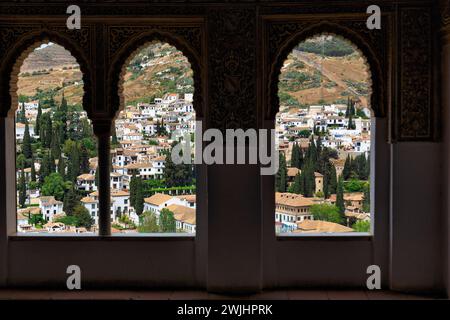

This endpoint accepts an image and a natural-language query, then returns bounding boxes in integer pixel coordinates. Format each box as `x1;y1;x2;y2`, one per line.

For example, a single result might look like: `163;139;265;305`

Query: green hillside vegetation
296;37;355;57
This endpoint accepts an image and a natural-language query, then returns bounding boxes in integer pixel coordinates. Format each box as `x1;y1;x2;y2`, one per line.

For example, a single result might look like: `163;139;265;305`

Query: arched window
15;42;95;234
275;34;372;235
111;41;196;234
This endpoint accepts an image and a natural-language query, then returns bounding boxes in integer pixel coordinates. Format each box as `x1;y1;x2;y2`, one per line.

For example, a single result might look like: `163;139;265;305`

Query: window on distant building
15;42;96;234
110;41;196;234
275;34;373;235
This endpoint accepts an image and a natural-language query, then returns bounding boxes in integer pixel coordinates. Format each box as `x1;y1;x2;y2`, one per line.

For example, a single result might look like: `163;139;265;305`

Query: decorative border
106;23;205;119
263;16;386;122
0;22;94;117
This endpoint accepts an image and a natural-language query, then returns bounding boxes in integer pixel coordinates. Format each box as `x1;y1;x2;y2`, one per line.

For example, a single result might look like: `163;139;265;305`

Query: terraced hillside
17;42;193;107
278;35;371;110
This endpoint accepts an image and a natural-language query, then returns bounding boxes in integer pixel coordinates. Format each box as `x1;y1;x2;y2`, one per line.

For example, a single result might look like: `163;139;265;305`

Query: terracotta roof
176;194;196;203
294;220;354;233
144;193;173;206
39;196;62;206
77;173;95;181
167;204;195;225
80;196;97;204
275;192;315;208
111;189;129;197
125;162;151;169
329;192;364;202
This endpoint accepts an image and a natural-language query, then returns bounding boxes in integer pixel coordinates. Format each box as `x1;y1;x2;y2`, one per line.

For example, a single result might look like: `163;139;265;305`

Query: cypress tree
336;176;345;218
130;173;137;208
362;184;370;213
308;135;317;164
35;102;42;134
22;121;32;159
345;97;350;117
30;157;36;182
80;144;90;174
343;155;352;180
292;172;303;194
276;153;288;192
134;177;144;215
291;143;301;169
68;143;80;182
57;154;65;179
51;126;61;160
329;164;338;195
39;153;50;184
45;114;53;148
63;185;79;216
347;113;354;129
18;169;27;208
323;164;330;199
302;160;316;197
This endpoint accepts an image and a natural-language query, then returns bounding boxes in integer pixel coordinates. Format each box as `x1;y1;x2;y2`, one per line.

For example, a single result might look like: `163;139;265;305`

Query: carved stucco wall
0;0;440;140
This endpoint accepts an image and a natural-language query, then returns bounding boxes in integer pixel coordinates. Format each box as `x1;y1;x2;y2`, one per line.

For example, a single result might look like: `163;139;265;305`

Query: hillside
17;42;193;107
279;35;371;110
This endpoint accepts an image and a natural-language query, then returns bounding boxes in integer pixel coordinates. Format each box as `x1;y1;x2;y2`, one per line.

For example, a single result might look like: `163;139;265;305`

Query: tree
18;170;27;208
352;220;370;232
39;112;53;148
159;208;176;232
129;173;138;208
57;154;65;179
362;184;370;213
134;176;144;215
16;103;26;123
29;213;44;226
138;211;160;233
310;203;342;224
50;124;61;160
16;154;26;170
30;157;36;182
291;143;303;169
54;92;68;140
164;145;193;187
41;173;66;201
54;215;78;226
111;125;119;148
35;102;42;133
39;153;51;184
22;122;32;159
328;164;337;195
73;205;94;229
347;113;355;130
63;185;79;216
276;153;288;192
336;176;345;217
80;144;90;174
343;155;352;180
66;142;80;182
301;160;315;197
292;172;303;194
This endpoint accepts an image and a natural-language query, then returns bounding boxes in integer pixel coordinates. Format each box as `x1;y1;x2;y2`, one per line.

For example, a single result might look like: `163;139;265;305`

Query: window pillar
94;120;112;236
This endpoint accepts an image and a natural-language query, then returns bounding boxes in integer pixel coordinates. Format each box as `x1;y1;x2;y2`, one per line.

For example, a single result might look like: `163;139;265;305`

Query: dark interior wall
0;0;446;294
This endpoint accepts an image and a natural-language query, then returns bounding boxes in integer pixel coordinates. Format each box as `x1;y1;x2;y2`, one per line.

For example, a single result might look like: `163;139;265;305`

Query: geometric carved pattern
208;7;257;130
398;7;435;140
0;1;439;141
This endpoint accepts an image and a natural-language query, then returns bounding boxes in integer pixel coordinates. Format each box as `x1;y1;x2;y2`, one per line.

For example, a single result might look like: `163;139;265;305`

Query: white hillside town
16;92;198;234
15;37;372;235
